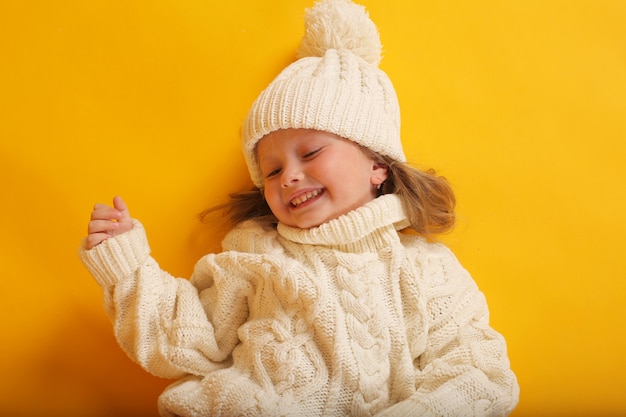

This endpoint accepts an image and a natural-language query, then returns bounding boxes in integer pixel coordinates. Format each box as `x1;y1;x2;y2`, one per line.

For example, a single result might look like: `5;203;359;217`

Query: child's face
257;129;388;229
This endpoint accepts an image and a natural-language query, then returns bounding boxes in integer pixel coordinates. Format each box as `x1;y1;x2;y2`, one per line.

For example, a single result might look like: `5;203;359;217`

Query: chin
293;212;342;229
292;219;324;229
280;213;323;229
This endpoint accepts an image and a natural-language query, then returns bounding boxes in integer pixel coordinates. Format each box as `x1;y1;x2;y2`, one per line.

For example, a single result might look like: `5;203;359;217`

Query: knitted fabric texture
242;0;405;188
79;195;519;416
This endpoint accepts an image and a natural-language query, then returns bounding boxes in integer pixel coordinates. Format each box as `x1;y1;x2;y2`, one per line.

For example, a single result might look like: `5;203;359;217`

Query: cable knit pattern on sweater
79;195;519;416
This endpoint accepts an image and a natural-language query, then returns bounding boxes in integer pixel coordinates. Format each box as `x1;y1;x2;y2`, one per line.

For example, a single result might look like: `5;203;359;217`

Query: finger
88;219;119;235
113;196;127;212
90;204;122;221
85;233;111;250
113;196;131;221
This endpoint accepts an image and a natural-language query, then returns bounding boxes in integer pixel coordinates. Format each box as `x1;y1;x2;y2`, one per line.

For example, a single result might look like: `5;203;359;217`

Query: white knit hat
242;0;406;188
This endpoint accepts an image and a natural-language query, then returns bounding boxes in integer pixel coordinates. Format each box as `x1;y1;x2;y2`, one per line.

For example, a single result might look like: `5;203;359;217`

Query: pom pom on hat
242;0;406;188
297;0;382;65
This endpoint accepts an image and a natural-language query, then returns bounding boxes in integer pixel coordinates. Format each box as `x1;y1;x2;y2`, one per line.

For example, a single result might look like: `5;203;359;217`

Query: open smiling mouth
290;189;322;207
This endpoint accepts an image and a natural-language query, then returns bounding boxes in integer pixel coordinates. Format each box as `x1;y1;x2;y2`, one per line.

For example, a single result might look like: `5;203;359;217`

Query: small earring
376;181;386;196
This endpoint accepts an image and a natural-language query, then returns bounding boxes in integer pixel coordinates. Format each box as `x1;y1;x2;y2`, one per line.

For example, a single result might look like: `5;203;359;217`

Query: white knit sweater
80;194;519;416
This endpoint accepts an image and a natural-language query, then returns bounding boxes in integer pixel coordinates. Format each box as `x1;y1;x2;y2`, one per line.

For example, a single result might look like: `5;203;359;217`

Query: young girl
80;0;519;416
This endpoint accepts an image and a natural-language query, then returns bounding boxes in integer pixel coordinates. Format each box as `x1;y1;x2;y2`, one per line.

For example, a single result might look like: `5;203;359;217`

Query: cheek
263;185;275;202
263;185;283;211
343;157;374;184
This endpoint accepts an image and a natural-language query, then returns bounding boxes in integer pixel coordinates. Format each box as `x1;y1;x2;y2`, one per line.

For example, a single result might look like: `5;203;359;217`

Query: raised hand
85;196;133;249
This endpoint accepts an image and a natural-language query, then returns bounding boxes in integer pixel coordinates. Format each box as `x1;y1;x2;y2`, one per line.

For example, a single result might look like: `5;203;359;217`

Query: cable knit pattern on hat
242;0;405;188
79;195;519;416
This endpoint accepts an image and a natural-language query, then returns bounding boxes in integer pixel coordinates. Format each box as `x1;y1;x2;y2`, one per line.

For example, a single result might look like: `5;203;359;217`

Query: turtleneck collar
276;194;409;247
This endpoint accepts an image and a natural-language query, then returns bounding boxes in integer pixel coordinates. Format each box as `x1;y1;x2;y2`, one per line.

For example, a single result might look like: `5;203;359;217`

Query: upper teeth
291;190;320;207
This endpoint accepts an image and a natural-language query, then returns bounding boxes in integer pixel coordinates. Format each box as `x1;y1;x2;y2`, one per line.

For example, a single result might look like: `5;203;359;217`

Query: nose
281;162;304;188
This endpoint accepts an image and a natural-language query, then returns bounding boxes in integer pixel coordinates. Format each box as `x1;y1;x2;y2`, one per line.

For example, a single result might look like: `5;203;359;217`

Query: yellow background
1;0;625;416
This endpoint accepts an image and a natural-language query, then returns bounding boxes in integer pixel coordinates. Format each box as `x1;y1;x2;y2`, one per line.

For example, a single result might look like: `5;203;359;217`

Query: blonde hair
200;152;455;237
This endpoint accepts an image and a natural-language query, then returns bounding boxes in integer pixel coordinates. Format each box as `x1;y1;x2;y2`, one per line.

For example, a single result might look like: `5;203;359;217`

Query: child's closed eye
266;167;281;178
302;148;322;159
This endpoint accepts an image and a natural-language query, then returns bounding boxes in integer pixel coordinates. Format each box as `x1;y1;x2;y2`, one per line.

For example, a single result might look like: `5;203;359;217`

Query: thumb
113;196;131;221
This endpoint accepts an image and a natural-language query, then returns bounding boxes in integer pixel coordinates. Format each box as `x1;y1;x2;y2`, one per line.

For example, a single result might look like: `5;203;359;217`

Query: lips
290;189;322;207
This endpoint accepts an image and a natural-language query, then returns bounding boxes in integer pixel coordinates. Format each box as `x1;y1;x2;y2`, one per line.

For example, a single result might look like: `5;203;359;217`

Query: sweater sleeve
377;241;519;417
78;220;249;379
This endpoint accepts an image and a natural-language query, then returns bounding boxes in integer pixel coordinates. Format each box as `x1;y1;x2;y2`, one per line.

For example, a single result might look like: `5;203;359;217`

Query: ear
370;162;389;187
